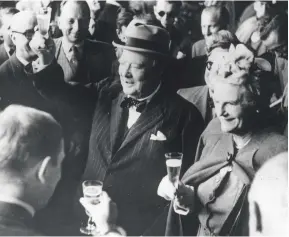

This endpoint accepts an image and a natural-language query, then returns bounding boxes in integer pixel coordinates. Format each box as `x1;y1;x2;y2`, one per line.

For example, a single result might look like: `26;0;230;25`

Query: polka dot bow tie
120;97;147;113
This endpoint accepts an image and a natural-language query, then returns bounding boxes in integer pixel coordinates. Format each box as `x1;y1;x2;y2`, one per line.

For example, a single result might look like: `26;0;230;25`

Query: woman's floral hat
209;44;272;86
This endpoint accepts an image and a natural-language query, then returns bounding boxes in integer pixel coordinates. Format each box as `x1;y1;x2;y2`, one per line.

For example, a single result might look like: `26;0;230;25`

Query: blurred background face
201;10;221;39
213;82;254;134
0;14;15;48
154;1;178;30
59;2;90;44
118;50;159;99
10;14;37;61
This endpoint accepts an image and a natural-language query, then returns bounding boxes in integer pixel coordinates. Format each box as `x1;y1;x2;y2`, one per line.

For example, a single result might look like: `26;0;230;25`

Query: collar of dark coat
0;201;33;227
180;124;275;186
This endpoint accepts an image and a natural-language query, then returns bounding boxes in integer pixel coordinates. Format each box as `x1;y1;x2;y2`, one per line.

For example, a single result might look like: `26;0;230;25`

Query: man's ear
37;156;52;184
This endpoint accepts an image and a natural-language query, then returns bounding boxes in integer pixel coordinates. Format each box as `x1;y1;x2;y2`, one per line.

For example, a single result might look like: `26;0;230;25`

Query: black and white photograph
0;0;287;236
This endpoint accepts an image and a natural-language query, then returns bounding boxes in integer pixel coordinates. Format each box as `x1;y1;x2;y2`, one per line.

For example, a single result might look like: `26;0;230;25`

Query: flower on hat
209;44;256;85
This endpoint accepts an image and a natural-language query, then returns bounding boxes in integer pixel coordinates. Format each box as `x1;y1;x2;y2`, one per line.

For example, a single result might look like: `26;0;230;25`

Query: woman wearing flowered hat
158;43;288;236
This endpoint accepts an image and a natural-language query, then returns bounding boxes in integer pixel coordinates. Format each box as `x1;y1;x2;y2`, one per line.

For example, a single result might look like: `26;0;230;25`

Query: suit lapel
110;92;126;153
118;91;165;151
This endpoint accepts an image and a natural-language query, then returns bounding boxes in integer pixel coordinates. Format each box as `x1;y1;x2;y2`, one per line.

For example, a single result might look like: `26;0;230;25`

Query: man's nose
73;20;80;31
120;63;132;77
203;26;210;37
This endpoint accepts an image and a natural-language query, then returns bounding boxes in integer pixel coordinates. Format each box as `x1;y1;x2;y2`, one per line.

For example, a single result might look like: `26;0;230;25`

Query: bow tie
120;97;147;113
8;48;15;56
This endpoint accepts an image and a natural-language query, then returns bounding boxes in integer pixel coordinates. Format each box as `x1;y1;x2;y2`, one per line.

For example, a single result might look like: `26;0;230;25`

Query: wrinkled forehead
61;1;90;19
10;12;37;32
201;9;220;25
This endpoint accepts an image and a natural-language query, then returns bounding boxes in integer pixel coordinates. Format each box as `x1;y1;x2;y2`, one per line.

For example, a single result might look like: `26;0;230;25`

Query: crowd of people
0;0;287;236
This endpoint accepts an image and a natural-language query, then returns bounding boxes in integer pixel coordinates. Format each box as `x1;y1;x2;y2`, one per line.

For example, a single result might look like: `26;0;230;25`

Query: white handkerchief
150;131;167;141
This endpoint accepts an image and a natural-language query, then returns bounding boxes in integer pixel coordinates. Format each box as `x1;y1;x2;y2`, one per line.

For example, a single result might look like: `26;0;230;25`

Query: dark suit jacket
0;56;97;235
74;86;204;236
0;44;9;66
0;202;41;236
165;118;288;236
178;85;214;126
191;39;207;58
54;37;115;84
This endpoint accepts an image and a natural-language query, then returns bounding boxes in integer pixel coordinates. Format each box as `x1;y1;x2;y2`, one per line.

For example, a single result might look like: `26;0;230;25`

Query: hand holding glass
165;152;183;189
80;180;103;235
36;7;52;37
165;152;189;215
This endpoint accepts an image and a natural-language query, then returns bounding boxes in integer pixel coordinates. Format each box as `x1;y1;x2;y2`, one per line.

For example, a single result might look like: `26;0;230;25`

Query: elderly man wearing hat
75;19;204;236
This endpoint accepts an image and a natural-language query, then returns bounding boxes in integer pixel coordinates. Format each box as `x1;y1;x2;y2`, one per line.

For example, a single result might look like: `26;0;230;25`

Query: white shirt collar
0;195;35;217
62;37;84;60
3;43;13;58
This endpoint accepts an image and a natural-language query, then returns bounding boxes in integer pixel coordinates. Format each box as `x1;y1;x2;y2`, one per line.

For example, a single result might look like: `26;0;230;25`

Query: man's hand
29;31;56;67
157;175;176;201
80;191;118;235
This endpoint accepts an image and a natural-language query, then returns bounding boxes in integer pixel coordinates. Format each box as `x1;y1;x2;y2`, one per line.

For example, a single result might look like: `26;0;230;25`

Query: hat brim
113;41;171;59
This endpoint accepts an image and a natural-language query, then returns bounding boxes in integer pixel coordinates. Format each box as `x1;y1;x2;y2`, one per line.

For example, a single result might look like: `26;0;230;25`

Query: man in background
191;5;229;58
55;0;115;84
154;0;191;58
0;7;19;65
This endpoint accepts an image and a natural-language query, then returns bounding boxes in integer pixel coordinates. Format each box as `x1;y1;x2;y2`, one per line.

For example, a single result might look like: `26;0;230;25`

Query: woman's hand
174;182;195;214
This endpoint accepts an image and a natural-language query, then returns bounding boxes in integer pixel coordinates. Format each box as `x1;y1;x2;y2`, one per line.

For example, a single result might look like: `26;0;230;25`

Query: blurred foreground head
0;105;64;212
249;152;288;236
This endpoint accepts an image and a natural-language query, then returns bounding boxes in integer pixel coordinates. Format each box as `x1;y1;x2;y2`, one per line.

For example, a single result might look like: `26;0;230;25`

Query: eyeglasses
12;29;35;40
206;61;213;71
157;11;176;18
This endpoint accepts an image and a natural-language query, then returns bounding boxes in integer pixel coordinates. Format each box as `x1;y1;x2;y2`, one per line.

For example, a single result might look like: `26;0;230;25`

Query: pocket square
150;131;167;141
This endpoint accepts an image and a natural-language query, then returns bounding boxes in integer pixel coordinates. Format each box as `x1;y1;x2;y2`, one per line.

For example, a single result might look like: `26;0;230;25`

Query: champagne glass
165;152;183;189
165;152;189;215
80;180;103;235
36;7;52;37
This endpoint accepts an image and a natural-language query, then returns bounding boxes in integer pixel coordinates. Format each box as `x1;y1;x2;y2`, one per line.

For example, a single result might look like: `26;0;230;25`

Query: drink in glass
165;152;183;188
165;152;189;215
80;180;103;235
36;7;51;37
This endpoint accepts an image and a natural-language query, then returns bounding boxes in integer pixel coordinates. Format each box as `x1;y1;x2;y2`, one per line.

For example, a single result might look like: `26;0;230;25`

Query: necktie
70;46;80;66
120;97;147;113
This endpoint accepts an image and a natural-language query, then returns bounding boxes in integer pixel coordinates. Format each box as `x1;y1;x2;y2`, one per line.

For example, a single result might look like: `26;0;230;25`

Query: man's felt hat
113;19;170;57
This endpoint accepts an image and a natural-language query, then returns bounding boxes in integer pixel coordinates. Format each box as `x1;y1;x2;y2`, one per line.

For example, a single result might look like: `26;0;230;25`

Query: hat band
125;37;168;54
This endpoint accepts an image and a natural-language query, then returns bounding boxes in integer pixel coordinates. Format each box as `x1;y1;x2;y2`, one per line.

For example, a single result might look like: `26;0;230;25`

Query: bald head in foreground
249;152;288;236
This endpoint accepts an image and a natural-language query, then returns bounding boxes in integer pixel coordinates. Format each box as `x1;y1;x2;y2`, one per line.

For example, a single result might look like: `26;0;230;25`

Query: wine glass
80;180;103;235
